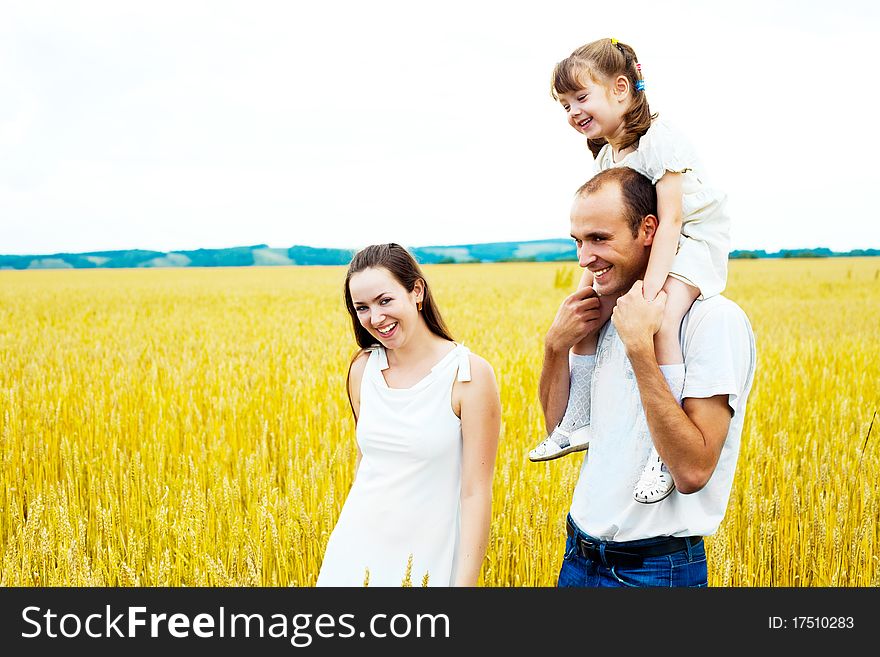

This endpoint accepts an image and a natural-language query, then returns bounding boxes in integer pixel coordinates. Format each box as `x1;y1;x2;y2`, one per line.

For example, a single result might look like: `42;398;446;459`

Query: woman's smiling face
348;266;423;348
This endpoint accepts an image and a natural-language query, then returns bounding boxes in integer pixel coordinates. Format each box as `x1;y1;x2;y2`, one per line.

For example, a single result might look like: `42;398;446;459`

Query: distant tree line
729;248;880;259
2;242;878;270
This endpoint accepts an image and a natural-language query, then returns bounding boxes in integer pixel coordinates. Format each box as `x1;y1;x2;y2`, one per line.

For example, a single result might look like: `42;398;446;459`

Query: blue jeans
557;516;708;587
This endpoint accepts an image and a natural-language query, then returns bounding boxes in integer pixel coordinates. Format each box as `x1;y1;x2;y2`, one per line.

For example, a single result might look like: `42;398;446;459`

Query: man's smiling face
570;180;654;299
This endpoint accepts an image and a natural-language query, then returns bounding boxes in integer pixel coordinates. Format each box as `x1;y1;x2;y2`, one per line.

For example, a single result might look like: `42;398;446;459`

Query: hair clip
636;63;641;72
635;80;645;91
611;38;618;45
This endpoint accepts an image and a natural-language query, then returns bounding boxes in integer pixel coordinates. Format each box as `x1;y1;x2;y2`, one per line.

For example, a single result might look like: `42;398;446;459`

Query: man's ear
641;214;659;245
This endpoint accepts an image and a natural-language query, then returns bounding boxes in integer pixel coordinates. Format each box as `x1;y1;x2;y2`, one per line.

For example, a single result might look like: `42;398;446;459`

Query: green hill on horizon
1;241;878;270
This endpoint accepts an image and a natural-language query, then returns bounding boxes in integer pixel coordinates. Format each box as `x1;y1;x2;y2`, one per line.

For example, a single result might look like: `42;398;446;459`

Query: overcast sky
2;0;878;255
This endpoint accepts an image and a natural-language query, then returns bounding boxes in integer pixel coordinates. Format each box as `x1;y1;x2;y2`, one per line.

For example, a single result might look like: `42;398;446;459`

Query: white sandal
633;451;675;503
528;425;591;462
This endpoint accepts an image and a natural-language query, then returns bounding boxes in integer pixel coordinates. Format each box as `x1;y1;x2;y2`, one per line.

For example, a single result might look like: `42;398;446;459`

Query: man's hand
545;286;602;353
612;281;666;356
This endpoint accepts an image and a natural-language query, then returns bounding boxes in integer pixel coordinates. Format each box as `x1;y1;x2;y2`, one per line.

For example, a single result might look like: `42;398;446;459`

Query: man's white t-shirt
569;295;757;541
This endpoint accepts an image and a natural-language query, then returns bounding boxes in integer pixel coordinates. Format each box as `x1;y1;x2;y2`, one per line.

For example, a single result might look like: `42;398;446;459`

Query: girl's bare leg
653;277;700;364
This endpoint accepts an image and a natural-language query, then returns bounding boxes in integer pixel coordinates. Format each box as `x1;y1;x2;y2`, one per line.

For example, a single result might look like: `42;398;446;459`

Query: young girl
528;38;730;505
316;243;501;586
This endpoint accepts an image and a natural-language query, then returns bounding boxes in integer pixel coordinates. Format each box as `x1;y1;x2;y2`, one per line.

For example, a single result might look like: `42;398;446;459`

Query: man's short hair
575;168;657;237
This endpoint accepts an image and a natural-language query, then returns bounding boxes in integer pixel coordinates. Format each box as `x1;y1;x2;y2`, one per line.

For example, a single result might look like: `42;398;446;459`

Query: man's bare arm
538;286;602;432
612;281;731;492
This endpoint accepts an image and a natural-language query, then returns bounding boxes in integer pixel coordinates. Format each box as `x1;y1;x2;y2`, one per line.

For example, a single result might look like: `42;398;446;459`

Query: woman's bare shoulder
348;349;372;386
464;352;498;388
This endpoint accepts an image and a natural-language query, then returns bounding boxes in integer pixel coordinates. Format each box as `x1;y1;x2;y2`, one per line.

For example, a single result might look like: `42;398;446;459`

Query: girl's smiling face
557;74;631;143
348;266;424;348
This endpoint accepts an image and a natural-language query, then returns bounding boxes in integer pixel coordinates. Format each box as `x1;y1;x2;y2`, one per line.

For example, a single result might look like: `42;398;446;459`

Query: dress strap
455;344;471;382
370;342;469;380
368;344;389;371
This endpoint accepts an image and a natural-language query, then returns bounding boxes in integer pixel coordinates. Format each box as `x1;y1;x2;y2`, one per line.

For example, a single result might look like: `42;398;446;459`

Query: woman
316;244;501;587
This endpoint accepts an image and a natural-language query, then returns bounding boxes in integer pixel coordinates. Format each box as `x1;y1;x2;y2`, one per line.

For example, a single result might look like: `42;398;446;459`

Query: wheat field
1;258;878;586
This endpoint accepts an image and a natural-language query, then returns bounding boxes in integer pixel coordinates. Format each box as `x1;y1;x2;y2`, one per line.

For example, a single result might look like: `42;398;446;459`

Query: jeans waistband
566;516;702;566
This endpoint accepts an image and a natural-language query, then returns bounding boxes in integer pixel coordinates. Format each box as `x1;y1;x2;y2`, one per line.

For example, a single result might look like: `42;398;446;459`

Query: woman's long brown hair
342;243;454;417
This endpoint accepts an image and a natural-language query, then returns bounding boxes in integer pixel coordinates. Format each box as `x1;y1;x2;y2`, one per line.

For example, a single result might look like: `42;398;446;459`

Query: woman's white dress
316;343;471;587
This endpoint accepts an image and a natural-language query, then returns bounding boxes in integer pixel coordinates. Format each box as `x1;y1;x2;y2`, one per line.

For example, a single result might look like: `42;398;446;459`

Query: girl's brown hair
551;38;657;158
343;243;454;350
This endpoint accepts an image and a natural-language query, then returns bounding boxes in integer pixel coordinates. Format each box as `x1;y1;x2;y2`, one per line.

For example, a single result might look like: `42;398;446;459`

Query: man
540;167;756;587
